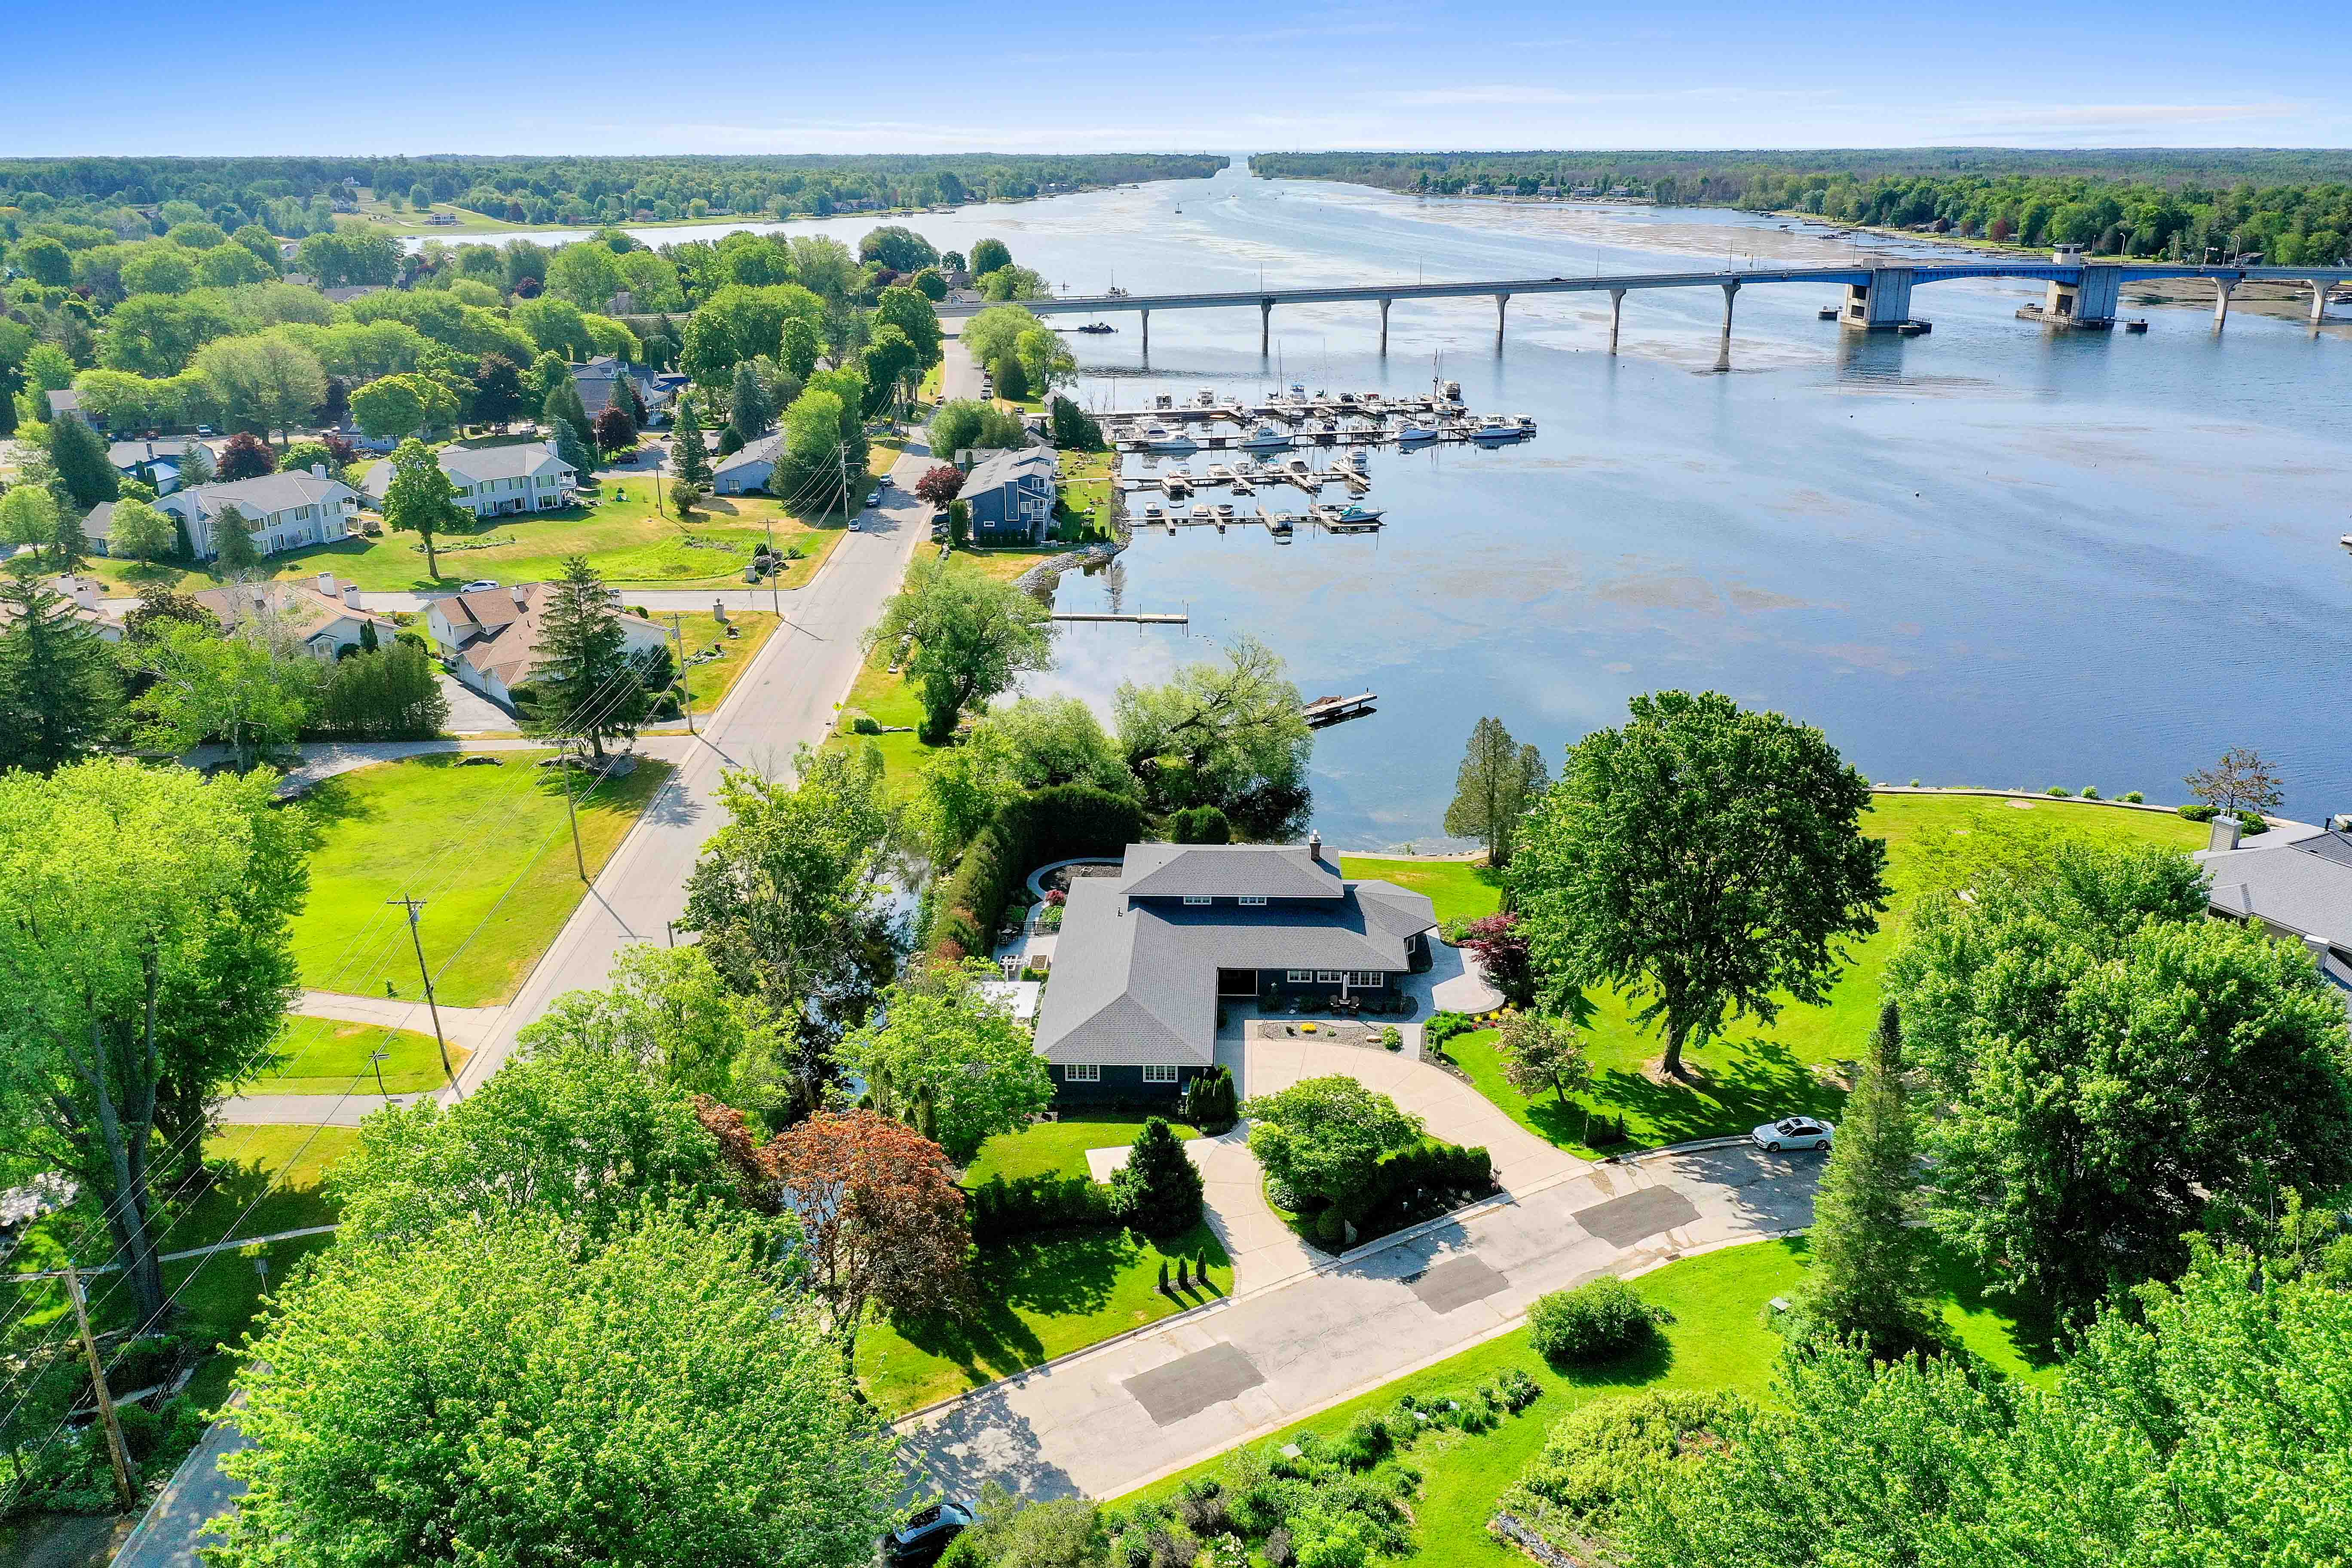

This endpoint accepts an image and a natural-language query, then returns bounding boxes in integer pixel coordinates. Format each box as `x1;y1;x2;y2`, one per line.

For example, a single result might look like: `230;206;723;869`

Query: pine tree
729;362;772;437
48;415;119;507
1796;1003;1937;1357
212;502;262;574
671;395;712;488
1109;1117;1204;1240
543;377;595;461
524;554;646;758
0;564;121;772
49;504;87;573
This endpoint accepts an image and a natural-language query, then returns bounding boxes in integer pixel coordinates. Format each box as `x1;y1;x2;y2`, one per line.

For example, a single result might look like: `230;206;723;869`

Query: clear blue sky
8;0;2348;156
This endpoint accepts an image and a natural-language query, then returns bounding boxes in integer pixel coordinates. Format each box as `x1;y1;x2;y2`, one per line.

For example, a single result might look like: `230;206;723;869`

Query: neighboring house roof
713;432;783;477
107;437;214;471
2204;827;2352;952
361;441;573;498
1034;846;1436;1069
434;582;659;692
0;576;121;640
321;285;386;304
572;358;668;421
44;389;80;419
170;472;354;519
188;575;395;646
957;447;1055;500
1121;842;1346;902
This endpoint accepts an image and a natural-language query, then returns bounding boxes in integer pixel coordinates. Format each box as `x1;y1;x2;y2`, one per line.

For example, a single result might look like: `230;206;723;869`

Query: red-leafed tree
1461;912;1536;1009
594;404;637;457
215;431;275;481
769;1110;969;1372
692;1095;775;1211
913;463;965;509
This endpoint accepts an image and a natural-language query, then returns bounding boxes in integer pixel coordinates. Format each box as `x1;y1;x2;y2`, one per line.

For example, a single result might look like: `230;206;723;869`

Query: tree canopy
867;555;1055;744
1114;635;1313;840
837;959;1053;1162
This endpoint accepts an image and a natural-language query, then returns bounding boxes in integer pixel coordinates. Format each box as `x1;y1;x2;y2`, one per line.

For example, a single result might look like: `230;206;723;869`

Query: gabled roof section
1121;842;1344;900
957;447;1055;498
2203;827;2352;949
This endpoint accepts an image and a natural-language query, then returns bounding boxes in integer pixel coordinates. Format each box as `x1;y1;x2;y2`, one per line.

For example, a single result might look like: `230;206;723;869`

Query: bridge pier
2312;278;2333;330
1139;309;1150;357
2211;279;2233;331
1494;292;1510;346
1608;288;1625;353
1715;282;1739;372
1260;299;1272;355
1378;297;1391;355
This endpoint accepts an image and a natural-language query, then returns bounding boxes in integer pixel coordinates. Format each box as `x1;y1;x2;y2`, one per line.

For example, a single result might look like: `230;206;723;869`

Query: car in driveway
1752;1116;1833;1153
880;1500;977;1566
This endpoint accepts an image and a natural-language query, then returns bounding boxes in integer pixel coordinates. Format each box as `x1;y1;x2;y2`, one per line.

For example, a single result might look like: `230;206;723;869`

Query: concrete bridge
941;258;2352;367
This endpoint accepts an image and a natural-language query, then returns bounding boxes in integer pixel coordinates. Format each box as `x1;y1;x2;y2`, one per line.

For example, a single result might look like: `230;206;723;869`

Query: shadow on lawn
1592;1037;1845;1148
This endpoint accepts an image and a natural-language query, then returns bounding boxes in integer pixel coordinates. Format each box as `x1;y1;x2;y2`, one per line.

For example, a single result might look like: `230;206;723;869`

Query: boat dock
1129;505;1375;538
1051;611;1188;625
1302;692;1378;726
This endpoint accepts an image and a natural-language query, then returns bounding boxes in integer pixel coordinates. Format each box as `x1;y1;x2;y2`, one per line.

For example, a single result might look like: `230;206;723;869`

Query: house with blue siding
1033;837;1436;1107
957;447;1058;544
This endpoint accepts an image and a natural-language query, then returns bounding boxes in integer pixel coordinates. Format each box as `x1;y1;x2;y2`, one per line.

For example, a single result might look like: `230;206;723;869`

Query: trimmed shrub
2080;786;2101;799
2241;811;2270;836
966;1173;1112;1242
2177;803;2218;822
1169;805;1233;845
1110;1118;1205;1240
851;715;882;735
1526;1277;1664;1366
2044;786;2070;797
1182;1065;1240;1133
1423;1011;1476;1048
2122;791;2144;803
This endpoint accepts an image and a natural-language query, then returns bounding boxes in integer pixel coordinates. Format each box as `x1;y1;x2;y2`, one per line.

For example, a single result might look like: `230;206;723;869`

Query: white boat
1513;414;1538;434
1189;503;1213;522
1241;424;1292;450
1469;420;1522;442
1141;503;1164;521
1344;447;1371;472
1149;429;1200;454
1396;422;1439;444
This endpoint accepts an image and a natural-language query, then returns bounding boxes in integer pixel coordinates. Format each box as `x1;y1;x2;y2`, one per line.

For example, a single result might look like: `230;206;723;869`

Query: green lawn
293;752;672;1005
647;609;780;717
1122;1237;2050;1562
1428;794;2207;1153
241;1015;463;1096
858;1221;1231;1415
1340;855;1505;927
83;490;845;594
963;1113;1202;1186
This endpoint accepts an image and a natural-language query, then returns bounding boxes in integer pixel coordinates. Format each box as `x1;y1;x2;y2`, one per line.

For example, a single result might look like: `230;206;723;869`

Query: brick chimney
2209;814;2242;853
1307;830;1323;864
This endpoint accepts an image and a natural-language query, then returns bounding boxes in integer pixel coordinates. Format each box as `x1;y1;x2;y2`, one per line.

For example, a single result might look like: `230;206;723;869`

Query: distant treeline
0;153;1228;235
1251;150;2352;263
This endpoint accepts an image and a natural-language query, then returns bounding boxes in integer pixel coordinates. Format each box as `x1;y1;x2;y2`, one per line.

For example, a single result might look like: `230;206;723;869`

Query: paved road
109;1412;250;1568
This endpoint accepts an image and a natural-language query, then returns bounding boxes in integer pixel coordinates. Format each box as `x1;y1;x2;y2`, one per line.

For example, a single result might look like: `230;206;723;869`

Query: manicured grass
650;609;780;717
80;490;844;594
857;1221;1231;1415
1340;855;1504;926
1057;448;1117;538
1431;794;2208;1153
962;1114;1201;1186
293;751;672;1006
242;1015;463;1096
1122;1237;2050;1561
833;645;937;804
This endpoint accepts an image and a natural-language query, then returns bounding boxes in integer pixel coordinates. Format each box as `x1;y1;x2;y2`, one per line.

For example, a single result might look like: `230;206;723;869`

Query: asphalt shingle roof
2205;827;2352;950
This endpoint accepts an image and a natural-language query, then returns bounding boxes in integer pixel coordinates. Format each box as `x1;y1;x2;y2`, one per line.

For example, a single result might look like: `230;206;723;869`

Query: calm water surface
479;165;2352;845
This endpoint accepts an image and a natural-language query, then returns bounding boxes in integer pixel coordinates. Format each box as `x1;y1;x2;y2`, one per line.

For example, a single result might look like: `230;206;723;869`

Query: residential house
1033;837;1436;1106
44;389;86;426
957;447;1057;544
0;576;124;642
321;285;387;305
426;582;667;707
711;432;783;495
108;437;218;495
189;573;398;658
571;357;672;427
155;469;360;560
362;440;577;520
2198;814;2352;996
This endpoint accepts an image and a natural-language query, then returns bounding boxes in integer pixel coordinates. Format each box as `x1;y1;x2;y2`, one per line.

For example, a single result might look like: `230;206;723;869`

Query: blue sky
8;0;2349;156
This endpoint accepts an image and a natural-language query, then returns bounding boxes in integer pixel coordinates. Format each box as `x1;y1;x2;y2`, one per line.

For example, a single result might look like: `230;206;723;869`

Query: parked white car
1751;1116;1833;1153
460;579;499;593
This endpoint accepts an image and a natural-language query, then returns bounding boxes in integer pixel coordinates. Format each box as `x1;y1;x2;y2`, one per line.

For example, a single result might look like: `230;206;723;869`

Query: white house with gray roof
2199;815;2352;996
1033;836;1436;1105
154;470;359;560
711;432;783;495
361;440;577;520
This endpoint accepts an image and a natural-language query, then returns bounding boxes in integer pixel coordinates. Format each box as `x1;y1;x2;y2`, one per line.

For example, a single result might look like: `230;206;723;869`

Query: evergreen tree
49;505;87;573
1795;1003;1937;1357
524;554;646;758
211;502;262;574
1445;716;1548;868
550;414;596;480
1109;1116;1204;1240
543;376;595;459
729;362;772;437
671;395;713;488
0;564;121;772
48;415;118;508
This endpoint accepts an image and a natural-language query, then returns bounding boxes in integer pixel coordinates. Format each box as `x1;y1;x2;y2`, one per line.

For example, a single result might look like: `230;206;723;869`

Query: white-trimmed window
1348;971;1387;989
1142;1065;1179;1084
1315;970;1342;984
1239;895;1266;906
1063;1063;1101;1083
1286;969;1314;983
1183;894;1212;906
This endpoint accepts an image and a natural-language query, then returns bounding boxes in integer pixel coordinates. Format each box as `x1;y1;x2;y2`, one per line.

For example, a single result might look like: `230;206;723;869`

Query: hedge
928;783;1144;959
965;1172;1113;1242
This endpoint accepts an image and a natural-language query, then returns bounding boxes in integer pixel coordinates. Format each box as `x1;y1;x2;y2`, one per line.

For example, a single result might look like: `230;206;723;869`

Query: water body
453;165;2352;845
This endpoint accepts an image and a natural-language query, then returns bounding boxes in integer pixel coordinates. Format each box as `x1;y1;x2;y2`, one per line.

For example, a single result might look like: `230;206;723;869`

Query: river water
453;163;2352;845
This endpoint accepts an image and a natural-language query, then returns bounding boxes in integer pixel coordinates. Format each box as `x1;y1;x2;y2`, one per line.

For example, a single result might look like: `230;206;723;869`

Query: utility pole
368;1047;389;1100
838;443;852;521
64;1262;137;1512
386;894;456;1094
666;615;695;734
556;741;585;879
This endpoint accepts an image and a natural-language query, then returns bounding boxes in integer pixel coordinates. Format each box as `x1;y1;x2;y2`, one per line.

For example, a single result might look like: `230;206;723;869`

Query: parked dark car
881;1500;977;1566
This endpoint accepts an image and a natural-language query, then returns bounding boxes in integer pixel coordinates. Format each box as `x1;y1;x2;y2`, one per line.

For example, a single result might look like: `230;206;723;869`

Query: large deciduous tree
683;744;900;1058
873;283;944;367
1510;691;1887;1079
215;1207;900;1568
106;497;179;563
0;485;62;565
913;462;964;509
380;436;462;580
1444;715;1548;867
129;616;318;772
0;564;122;772
768;1110;970;1372
836;959;1053;1162
1886;840;2352;1317
1114;635;1313;839
867;554;1055;744
522;554;647;757
469;351;526;428
0;761;304;1323
193;334;326;444
1793;1003;1936;1357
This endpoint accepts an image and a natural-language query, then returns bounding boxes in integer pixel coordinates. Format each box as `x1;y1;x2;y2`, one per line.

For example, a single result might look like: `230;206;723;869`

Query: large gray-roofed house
2200;818;2352;993
1033;837;1436;1105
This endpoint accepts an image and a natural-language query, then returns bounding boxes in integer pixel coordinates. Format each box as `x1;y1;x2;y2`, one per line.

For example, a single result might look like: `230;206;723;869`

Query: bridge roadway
941;262;2352;358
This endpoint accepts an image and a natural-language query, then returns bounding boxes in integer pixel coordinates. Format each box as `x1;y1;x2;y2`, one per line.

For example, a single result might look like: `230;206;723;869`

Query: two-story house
153;469;360;560
957;447;1058;544
363;441;577;520
1032;836;1436;1106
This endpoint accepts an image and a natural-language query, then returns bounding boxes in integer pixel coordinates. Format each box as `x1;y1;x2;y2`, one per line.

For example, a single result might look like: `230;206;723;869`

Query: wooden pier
1051;611;1188;625
1302;692;1378;727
